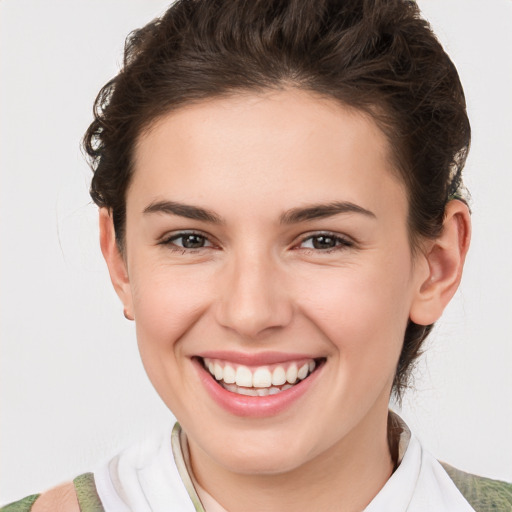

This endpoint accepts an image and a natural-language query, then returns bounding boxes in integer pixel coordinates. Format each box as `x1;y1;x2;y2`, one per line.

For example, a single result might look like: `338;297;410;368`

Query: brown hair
83;0;470;398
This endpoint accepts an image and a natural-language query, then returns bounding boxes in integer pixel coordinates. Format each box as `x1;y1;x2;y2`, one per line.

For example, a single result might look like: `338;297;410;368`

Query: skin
95;89;470;512
32;483;79;512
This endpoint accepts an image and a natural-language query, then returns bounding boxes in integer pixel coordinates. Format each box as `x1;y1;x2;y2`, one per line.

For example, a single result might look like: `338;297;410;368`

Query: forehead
130;89;406;220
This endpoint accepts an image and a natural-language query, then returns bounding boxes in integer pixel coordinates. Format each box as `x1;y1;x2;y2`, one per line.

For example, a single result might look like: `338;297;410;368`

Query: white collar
364;414;474;511
93;413;475;512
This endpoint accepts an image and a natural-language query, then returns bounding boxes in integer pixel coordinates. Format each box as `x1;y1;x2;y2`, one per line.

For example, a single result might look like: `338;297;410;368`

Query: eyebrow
143;200;375;224
143;200;224;224
279;201;376;224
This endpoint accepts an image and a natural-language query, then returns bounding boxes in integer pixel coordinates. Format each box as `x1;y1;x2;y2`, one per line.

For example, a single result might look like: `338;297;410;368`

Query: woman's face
115;90;429;475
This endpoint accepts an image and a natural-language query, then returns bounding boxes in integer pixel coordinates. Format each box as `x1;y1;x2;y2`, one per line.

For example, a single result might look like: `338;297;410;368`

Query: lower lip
193;358;324;418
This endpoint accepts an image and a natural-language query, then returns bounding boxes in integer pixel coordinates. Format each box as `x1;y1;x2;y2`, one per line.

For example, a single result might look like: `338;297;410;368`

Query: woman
2;0;511;511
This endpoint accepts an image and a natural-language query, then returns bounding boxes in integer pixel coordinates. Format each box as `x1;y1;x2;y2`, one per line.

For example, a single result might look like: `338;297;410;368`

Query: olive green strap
0;494;40;512
0;474;103;512
73;473;105;512
442;462;512;512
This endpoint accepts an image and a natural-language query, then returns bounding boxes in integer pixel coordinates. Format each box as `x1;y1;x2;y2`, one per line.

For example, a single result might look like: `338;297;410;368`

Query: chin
202;427;318;476
217;449;309;476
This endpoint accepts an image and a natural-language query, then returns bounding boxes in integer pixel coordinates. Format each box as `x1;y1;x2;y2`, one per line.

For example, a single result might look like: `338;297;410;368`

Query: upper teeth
204;358;316;388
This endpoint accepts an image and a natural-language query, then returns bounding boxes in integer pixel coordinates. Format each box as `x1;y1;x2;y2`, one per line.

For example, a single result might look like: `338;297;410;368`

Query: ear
99;208;134;321
409;200;471;326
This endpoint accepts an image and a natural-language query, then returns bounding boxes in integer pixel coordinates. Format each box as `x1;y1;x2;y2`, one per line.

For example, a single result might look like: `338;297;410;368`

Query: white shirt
93;416;475;512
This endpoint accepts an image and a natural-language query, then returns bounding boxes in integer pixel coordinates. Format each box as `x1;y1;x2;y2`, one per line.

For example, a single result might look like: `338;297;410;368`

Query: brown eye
299;233;353;251
180;234;207;248
163;232;213;250
311;235;337;249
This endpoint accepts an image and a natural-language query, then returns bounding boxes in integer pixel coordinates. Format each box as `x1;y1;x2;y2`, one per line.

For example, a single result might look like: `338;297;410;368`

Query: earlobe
99;208;134;321
410;200;471;326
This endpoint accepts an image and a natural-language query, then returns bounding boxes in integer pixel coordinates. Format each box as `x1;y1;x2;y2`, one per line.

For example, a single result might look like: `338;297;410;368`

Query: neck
188;406;394;512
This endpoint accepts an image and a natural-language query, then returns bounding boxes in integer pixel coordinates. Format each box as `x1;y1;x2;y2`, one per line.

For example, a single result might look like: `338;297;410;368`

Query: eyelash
159;231;214;252
158;231;354;254
296;232;354;253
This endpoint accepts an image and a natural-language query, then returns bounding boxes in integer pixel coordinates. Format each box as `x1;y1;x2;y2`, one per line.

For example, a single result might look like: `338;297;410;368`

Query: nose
214;251;293;340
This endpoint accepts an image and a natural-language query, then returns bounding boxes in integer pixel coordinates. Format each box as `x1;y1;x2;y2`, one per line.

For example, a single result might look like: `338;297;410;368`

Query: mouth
198;356;325;397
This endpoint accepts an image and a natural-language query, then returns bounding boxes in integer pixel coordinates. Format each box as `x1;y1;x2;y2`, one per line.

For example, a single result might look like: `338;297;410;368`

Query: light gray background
1;0;511;504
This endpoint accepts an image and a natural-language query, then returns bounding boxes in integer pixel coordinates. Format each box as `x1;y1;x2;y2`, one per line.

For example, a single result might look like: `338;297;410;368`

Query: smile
193;354;325;417
202;357;320;397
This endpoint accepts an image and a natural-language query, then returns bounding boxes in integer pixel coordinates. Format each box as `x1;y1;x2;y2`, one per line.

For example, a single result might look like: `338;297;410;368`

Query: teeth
204;357;319;394
214;362;223;381
220;382;301;396
223;364;236;384
271;366;286;386
286;363;298;384
253;368;272;388
235;366;253;387
224;383;238;393
297;363;309;380
237;386;259;396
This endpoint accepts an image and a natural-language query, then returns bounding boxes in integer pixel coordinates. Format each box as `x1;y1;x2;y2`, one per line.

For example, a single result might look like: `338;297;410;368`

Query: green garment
3;465;512;512
0;495;39;512
1;473;104;512
441;463;512;512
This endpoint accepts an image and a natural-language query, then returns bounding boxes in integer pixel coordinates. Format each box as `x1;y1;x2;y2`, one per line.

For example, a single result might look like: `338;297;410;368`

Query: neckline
170;409;412;512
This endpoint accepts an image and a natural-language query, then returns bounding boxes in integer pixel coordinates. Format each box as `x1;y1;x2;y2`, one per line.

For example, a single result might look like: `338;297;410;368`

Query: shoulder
1;473;104;512
31;483;80;512
0;483;79;512
441;462;512;512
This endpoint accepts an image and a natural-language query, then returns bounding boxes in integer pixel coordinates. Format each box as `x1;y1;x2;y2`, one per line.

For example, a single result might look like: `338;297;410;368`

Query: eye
298;233;353;251
161;231;213;250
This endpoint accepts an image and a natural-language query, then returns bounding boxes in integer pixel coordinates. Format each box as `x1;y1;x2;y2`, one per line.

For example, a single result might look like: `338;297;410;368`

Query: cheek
130;262;214;353
128;263;216;412
295;257;413;371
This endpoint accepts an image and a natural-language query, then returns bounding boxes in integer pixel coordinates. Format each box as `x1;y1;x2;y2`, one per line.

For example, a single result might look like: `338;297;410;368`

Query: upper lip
195;350;321;366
